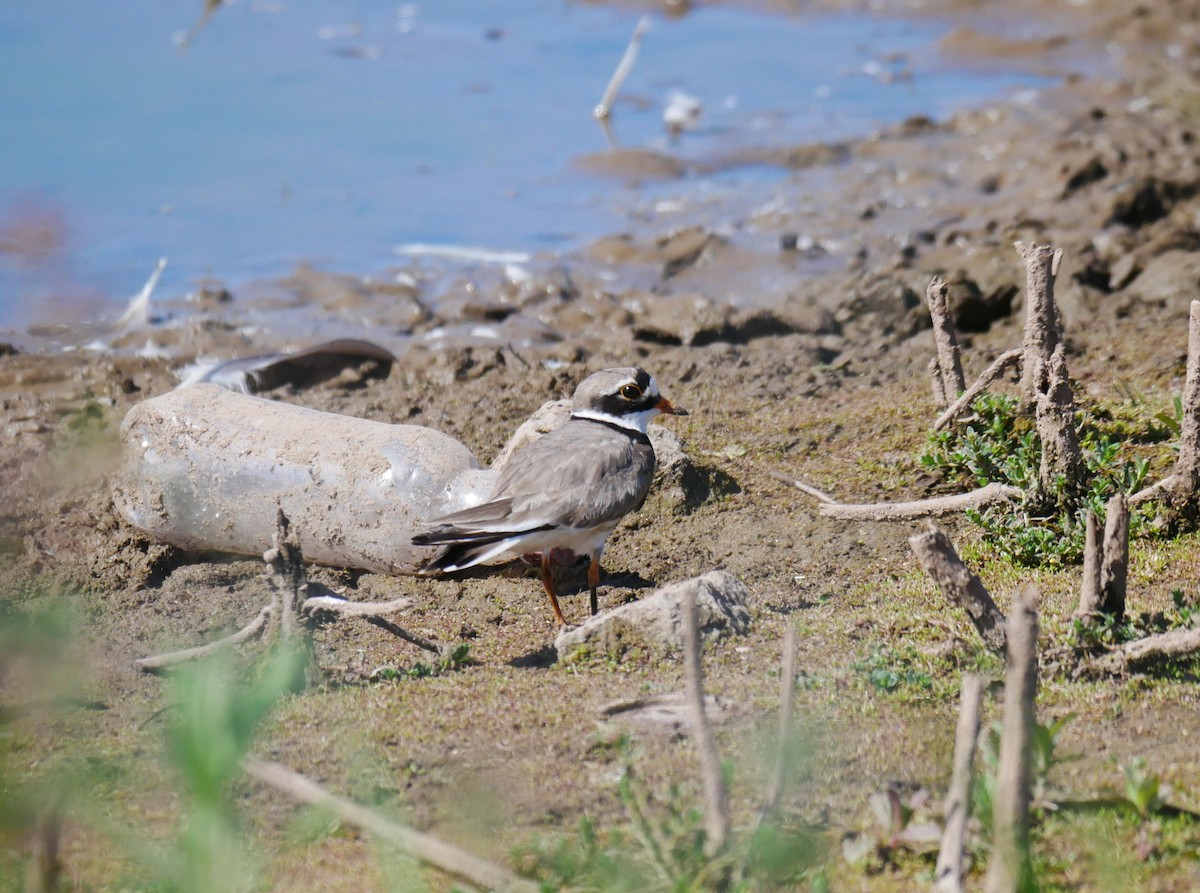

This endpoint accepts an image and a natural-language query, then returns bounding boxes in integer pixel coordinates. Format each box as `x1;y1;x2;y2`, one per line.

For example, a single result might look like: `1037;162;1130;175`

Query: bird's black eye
619;383;643;400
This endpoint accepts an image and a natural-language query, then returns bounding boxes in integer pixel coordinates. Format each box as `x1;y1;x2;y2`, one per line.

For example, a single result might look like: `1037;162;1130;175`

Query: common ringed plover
412;367;686;626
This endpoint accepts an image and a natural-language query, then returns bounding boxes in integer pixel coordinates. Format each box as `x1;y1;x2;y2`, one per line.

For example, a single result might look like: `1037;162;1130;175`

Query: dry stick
1129;302;1200;508
926;276;966;406
264;509;305;646
984;584;1039;893
1016;242;1064;407
134;606;273;673
933;348;1024;432
25;801;62;893
761;624;798;819
244;758;539;893
934;673;985;893
1098;493;1130;619
1120;626;1200;667
767;470;839;504
818;482;1021;523
929;356;947;408
301;595;413;617
137;505;441;672
681;591;730;857
1087;624;1200;674
1073;509;1103;620
262;508;318;684
594;15;650;120
1129;475;1175;505
909;524;1008;655
1177;300;1200;494
1156;298;1200;523
1032;343;1086;506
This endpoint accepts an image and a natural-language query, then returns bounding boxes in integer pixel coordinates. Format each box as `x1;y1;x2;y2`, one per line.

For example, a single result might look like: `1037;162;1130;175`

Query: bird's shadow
555;568;657;598
509;644;558;669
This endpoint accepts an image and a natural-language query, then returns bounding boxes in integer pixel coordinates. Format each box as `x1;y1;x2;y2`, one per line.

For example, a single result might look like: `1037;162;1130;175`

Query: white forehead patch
616;373;658;398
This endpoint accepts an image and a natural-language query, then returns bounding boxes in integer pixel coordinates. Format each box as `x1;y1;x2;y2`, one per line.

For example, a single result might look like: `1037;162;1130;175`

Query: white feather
569;405;661;435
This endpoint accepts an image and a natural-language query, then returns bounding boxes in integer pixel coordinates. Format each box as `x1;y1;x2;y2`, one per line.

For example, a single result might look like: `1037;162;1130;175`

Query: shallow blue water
0;1;1048;328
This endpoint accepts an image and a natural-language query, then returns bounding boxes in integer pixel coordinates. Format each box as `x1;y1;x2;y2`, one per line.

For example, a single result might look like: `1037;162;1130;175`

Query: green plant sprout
515;735;826;892
974;714;1081;830
1123;757;1169;819
370;642;472;681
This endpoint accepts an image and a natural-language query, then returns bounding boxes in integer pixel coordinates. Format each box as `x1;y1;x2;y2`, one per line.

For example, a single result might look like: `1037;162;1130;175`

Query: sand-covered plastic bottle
112;384;495;574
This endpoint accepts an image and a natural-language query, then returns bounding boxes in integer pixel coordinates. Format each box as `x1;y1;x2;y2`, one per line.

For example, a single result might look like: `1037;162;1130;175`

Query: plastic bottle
112;384;496;574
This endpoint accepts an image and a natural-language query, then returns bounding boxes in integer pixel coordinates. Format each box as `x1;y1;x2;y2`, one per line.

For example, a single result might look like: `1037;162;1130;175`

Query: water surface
0;0;1050;329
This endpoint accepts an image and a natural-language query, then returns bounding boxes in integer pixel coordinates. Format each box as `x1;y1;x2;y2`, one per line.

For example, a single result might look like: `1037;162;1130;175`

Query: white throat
571;406;659;435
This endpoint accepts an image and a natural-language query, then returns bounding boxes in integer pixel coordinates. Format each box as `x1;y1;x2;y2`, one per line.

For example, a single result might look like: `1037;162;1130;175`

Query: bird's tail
412;525;525;574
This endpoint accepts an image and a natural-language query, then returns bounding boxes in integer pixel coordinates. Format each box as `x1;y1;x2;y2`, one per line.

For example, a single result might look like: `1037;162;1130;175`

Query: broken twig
137;510;445;675
934;673;985;893
1075;493;1129;622
134;606;273;673
909;524;1008;655
594;16;650;120
244;757;539;893
1074;509;1103;621
761;624;798;819
1031;343;1086;508
767;470;838;504
1172;299;1200;503
819;482;1020;523
1089;626;1200;675
984;584;1039;893
926;276;966;407
301;595;413;617
302;593;447;658
1128;302;1200;520
929;357;946;408
933;348;1023;432
682;591;730;856
1120;626;1200;667
1098;493;1130;620
1129;475;1174;505
1016;242;1064;408
264;508;306;647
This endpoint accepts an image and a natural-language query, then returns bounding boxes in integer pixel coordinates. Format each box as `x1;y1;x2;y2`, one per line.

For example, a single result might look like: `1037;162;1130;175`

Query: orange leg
588;556;601;616
541;552;568;627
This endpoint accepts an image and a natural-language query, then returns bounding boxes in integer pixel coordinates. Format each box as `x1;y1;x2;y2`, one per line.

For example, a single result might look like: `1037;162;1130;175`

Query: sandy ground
5;0;1200;889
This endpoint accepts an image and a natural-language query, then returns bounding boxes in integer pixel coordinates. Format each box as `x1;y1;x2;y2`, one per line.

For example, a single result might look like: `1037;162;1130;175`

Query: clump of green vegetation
921;393;1153;565
1070;610;1138;650
152;646;305;893
369;642;471;681
1123;757;1169;819
972;714;1081;833
840;787;941;873
516;736;827;892
0;603;304;893
852;644;934;698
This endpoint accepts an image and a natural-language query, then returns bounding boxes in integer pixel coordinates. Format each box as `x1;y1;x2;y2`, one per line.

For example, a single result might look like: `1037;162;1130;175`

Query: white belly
482;521;619;566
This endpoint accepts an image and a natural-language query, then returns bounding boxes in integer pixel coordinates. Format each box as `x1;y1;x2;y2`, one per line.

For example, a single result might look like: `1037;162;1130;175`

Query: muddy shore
4;0;1200;889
